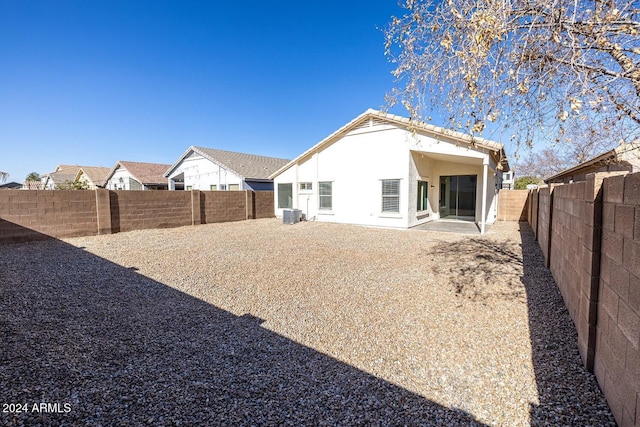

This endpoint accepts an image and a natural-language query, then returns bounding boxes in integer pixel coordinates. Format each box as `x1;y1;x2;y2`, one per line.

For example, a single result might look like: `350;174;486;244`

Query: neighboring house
0;182;23;189
105;161;173;190
501;170;515;190
41;165;82;189
270;109;510;233
165;146;290;191
75;166;111;189
545;142;640;184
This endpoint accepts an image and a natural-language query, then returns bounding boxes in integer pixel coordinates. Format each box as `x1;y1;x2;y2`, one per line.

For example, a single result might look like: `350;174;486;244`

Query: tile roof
109;161;172;185
166;146;290;180
43;165;82;177
48;171;77;184
78;166;111;187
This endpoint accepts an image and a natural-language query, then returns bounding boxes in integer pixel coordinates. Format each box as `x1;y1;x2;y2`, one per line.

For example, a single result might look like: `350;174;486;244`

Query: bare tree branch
385;0;640;151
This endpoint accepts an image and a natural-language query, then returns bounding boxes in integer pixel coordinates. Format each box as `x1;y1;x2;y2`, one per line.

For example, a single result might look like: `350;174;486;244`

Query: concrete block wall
527;171;640;427
549;178;602;370
254;191;275;219
201;191;248;224
595;173;640;426
537;186;553;267
0;190;98;241
111;190;194;232
529;189;539;239
0;190;275;243
497;190;529;221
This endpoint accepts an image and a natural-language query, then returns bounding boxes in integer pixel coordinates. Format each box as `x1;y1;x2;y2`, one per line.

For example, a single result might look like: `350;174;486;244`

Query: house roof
55;164;82;173
48;171;78;183
269;108;510;179
165;146;290;181
43;165;82;178
106;161;172;186
0;182;23;189
544;142;640;183
76;166;111;187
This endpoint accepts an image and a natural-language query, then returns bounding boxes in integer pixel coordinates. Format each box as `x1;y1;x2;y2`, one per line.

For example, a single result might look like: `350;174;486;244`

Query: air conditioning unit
283;209;302;224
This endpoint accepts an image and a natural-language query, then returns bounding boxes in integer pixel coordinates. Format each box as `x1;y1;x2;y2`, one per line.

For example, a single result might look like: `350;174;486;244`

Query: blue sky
0;1;493;182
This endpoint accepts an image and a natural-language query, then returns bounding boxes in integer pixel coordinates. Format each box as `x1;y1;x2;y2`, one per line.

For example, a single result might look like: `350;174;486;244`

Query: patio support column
481;159;488;234
168;178;175;191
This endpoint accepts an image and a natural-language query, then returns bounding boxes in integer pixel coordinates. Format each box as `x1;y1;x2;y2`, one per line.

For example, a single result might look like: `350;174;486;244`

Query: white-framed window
299;182;312;191
417;181;428;211
210;184;217;191
220;184;227;191
382;179;400;213
229;184;240;191
318;181;332;210
278;183;293;208
186;185;193;191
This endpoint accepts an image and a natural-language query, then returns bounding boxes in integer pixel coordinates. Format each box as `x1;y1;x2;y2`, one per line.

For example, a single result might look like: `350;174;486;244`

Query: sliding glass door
439;175;477;220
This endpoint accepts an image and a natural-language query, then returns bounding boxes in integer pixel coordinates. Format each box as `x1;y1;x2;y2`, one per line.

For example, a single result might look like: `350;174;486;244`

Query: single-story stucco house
105;161;174;190
269;109;510;233
165;146;290;191
545;142;640;184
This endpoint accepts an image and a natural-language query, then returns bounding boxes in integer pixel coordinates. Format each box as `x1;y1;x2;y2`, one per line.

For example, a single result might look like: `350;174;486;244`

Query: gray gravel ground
0;219;615;426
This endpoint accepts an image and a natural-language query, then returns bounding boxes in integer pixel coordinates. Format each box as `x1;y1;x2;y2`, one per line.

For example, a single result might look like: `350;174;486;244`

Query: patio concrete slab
412;219;490;234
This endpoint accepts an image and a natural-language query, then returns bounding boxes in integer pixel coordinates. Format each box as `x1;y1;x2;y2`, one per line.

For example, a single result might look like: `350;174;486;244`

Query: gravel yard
1;219;614;426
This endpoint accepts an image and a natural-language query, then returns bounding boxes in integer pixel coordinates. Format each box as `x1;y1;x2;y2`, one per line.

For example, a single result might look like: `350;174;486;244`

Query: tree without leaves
384;0;640;151
515;147;571;178
0;171;7;183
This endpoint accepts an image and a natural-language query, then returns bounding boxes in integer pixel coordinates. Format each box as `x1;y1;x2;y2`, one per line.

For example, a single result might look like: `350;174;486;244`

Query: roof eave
269;109;506;179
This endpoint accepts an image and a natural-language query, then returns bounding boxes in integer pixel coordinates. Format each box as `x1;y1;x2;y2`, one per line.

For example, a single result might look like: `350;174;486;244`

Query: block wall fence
527;172;640;427
496;189;529;221
0;190;275;243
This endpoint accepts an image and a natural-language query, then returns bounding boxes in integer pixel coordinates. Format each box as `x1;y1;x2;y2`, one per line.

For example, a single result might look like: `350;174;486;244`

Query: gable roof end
269;108;509;179
106;161;173;185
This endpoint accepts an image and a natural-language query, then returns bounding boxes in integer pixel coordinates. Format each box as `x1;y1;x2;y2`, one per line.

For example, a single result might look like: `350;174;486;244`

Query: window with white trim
318;181;332;210
229;184;240;191
210;184;217;191
299;182;312;191
382;179;400;213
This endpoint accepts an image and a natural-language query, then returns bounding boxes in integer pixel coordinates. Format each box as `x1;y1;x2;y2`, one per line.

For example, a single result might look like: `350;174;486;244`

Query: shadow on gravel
518;223;615;426
429;224;615;425
429;236;525;303
0;220;486;426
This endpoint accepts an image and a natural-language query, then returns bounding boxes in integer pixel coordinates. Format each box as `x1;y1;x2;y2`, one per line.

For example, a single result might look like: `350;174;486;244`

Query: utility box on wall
282;209;302;224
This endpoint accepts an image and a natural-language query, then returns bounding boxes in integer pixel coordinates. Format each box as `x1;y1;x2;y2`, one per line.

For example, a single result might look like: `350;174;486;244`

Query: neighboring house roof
76;166;111;187
1;182;23;189
42;165;82;186
106;161;172;186
55;164;82;173
22;181;46;190
165;146;290;181
48;171;77;184
269;108;510;179
544;142;640;183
